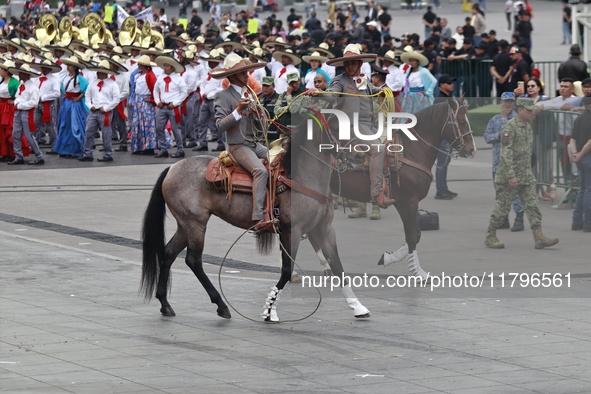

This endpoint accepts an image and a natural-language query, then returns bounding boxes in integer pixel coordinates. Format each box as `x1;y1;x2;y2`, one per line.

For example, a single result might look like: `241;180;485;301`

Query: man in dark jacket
558;44;591;82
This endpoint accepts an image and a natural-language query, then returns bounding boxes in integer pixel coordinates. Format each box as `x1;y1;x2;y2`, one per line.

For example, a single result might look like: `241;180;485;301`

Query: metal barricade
532;109;580;207
532;61;562;98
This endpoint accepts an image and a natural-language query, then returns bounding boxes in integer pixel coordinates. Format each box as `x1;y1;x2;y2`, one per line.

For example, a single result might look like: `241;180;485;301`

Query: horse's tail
140;167;170;300
256;232;276;256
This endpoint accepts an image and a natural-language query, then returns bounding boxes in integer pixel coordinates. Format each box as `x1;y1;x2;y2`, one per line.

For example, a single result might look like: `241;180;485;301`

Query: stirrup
252;218;279;232
375;193;395;209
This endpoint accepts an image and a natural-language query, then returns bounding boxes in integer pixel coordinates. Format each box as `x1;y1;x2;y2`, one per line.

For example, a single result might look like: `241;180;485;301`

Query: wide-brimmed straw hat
245;46;267;62
4;38;26;52
175;33;195;46
30;59;62;74
15;53;35;65
302;51;328;64
379;50;402;66
122;41;147;53
0;59;16;71
87;59;119;75
8;63;40;77
400;50;429;67
272;49;302;66
307;42;335;59
98;55;129;72
180;51;199;65
199;48;225;63
264;37;292;50
214;39;244;52
326;44;376;67
209;53;267;79
46;42;74;57
140;47;166;57
155;56;185;74
60;56;87;69
137;54;157;67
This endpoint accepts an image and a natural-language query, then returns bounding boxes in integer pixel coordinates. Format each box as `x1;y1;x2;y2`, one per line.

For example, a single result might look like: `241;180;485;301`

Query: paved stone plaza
2;1;591;392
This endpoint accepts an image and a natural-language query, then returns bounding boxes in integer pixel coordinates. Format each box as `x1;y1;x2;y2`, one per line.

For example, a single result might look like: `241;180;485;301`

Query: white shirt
305;69;319;90
62;74;84;93
250;66;266;86
37;73;61;102
181;64;198;93
0;80;12;99
54;58;69;85
153;72;188;107
14;79;40;111
82;69;96;88
126;57;140;75
321;63;336;79
109;73;130;102
194;62;206;90
273;64;298;94
86;77;120;112
200;65;223;99
386;64;404;92
135;72;151;96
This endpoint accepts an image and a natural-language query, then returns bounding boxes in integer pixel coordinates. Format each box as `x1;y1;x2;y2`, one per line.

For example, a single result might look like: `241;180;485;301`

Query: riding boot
485;226;505;249
348;201;367;218
369;146;394;209
532;226;559;249
511;211;524;232
370;204;381;220
499;216;510;229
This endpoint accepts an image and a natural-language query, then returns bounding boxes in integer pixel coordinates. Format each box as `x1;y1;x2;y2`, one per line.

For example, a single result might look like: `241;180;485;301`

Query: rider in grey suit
212;54;272;230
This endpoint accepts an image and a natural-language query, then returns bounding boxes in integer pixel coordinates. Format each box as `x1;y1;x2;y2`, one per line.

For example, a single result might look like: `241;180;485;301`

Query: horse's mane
281;118;309;178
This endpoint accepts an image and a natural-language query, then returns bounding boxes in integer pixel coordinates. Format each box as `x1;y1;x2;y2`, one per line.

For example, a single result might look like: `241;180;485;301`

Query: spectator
367;0;378;21
562;0;572;45
504;0;513;32
507;46;530;92
440;18;452;42
190;9;203;33
378;6;392;38
557;44;590;83
515;12;533;53
422;6;436;42
471;4;486;46
462;17;475;41
570;94;591;232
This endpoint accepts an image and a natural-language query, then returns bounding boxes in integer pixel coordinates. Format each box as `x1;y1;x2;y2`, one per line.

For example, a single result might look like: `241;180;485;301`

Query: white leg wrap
316;250;331;270
261;286;281;322
342;286;370;318
378;244;409;266
407;251;429;281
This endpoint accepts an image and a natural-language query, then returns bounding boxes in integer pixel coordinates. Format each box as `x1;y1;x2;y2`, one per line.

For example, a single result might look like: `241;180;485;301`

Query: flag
136;7;155;24
104;5;114;23
247;19;259;35
178;18;188;30
117;6;130;29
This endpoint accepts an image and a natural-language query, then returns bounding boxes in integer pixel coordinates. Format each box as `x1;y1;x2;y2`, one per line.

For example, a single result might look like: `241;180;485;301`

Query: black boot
511;211;524;232
499;216;510;229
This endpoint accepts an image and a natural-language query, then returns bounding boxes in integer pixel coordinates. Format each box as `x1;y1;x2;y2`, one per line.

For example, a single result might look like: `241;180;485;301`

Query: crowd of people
0;0;589;237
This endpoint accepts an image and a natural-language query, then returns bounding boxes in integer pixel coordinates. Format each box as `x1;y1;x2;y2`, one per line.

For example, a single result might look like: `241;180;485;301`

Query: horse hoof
160;306;176;316
264;316;280;323
355;313;370;319
217;306;232;319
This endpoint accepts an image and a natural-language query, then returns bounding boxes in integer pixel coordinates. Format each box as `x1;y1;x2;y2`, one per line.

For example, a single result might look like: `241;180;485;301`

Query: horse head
442;95;477;159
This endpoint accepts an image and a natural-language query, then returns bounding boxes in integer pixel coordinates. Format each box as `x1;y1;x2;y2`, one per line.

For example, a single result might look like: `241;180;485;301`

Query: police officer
259;76;280;142
485;98;559;249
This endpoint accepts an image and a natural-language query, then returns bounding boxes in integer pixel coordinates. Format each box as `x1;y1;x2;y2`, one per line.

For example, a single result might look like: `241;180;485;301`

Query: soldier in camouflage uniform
485;98;559;249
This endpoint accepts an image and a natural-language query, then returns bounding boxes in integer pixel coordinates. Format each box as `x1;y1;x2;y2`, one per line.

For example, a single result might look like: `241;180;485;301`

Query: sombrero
175;33;195;46
180;51;199;65
225;23;239;34
302;51;328;64
214;39;244;52
4;38;26;53
74;52;97;68
272;49;302;66
15;53;35;65
8;63;40;77
30;59;62;74
400;50;429;67
122;41;147;54
199;48;225;63
307;42;335;59
46;42;74;57
379;50;402;66
87;59;119;75
245;46;267;62
137;54;157;67
70;39;94;52
155;55;185;74
98;55;129;72
109;46;128;60
140;47;166;57
209;53;267;79
60;56;87;69
264;37;292;50
0;59;16;71
326;44;376;67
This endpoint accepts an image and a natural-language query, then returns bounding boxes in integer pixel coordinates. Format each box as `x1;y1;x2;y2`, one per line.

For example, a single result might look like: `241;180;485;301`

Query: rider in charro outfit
307;44;394;209
211;53;273;232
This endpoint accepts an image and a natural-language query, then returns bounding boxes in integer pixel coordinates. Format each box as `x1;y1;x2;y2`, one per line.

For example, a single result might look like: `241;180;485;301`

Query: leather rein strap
397;156;433;180
277;175;331;205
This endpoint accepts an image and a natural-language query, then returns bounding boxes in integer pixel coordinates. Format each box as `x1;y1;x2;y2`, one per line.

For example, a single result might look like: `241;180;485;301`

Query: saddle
205;139;289;226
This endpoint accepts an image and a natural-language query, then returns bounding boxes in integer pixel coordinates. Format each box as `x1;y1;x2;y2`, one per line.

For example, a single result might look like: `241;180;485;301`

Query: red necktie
97;81;104;92
181;71;185;76
249;70;254;75
110;75;116;81
207;73;211;81
278;67;287;78
164;76;171;92
38;76;48;88
56;60;62;66
19;84;25;94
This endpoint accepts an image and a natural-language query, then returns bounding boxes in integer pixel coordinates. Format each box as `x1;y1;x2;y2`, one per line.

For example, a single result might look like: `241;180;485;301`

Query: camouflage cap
262;76;275;86
286;72;300;83
516;97;535;110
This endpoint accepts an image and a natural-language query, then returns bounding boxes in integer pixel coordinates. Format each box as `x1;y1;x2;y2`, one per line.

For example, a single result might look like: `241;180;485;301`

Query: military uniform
486;98;558;249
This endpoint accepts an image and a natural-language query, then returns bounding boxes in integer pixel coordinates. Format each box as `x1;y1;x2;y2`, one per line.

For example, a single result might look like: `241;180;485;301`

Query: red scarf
278;67;287;78
164;76;172;92
207;73;211;81
97;80;104;92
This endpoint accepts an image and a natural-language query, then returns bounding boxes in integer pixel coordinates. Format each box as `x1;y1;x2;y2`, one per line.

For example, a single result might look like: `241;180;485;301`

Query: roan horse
318;98;476;279
140;109;371;322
